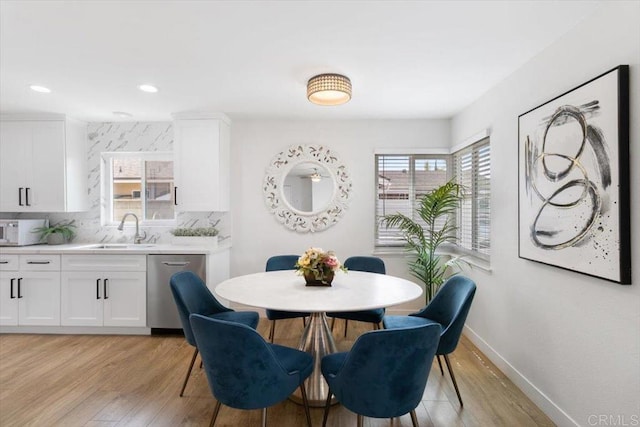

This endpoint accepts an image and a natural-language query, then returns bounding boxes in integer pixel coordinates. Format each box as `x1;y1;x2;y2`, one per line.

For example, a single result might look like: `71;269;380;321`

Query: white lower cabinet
61;271;146;327
0;254;61;326
18;272;61;326
61;255;147;327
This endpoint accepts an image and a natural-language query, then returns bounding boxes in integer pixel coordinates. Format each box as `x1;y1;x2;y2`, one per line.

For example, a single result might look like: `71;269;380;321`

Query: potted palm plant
381;180;464;303
33;220;77;245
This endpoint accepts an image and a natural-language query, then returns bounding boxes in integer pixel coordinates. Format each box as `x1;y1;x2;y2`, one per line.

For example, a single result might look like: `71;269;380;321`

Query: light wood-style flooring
0;319;555;427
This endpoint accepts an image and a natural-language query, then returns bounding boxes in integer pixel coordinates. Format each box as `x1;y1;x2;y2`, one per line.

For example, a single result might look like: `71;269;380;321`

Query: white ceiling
0;0;603;122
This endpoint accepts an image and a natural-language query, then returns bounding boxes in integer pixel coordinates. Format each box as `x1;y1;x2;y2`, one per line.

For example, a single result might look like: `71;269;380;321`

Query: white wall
451;2;639;426
230;119;450;313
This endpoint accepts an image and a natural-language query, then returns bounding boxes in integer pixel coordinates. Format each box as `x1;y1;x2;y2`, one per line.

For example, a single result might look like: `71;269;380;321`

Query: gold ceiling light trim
307;73;352;106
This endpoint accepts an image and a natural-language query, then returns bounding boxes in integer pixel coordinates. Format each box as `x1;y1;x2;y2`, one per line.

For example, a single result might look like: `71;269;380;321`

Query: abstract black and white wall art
518;65;630;284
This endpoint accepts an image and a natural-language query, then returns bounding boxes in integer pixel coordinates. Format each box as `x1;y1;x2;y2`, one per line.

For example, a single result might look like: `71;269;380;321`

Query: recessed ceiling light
30;85;51;93
113;111;133;118
138;84;158;93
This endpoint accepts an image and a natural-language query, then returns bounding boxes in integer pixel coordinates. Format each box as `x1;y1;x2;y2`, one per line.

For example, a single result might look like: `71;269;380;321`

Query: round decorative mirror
264;144;352;233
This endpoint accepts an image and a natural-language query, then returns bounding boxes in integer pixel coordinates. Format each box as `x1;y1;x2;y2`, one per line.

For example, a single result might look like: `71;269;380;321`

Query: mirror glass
283;162;334;213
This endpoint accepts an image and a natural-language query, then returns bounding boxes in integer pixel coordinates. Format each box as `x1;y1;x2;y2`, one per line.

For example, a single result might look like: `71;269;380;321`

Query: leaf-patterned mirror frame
263;144;352;233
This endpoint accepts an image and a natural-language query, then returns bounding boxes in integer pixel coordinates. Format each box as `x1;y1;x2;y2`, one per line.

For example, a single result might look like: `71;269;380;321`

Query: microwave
0;219;47;246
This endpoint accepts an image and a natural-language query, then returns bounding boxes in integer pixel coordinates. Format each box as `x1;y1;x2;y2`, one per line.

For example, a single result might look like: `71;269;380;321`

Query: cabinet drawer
0;254;19;271
62;255;147;272
19;254;61;271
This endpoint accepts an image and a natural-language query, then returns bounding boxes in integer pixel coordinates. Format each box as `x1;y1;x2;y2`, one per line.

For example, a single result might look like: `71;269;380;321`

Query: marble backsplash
1;122;229;245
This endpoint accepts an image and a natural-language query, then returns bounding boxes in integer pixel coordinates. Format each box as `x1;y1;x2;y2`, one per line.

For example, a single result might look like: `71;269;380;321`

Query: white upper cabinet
0;115;88;212
173;114;230;212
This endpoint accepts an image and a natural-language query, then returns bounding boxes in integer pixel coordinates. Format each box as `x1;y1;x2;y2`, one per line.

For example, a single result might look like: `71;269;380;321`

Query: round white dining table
215;269;423;406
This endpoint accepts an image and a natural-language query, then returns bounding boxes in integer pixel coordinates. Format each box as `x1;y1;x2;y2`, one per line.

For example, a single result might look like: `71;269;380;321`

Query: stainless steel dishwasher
147;254;206;333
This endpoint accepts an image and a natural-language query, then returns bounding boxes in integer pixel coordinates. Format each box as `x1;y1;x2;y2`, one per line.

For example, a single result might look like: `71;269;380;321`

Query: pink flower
324;256;339;269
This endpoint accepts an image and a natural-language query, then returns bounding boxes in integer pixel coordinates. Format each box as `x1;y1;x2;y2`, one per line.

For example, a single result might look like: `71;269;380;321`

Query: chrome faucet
117;212;147;244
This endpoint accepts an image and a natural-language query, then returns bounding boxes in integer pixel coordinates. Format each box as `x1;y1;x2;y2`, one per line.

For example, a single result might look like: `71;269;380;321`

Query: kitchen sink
76;243;157;249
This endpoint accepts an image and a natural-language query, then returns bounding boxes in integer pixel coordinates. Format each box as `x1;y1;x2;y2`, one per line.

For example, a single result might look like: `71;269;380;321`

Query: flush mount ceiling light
307;73;352;106
310;169;322;182
138;84;158;93
29;85;51;93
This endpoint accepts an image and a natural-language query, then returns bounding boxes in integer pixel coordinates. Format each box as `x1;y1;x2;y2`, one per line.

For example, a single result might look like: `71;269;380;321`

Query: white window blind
453;138;491;258
375;154;449;246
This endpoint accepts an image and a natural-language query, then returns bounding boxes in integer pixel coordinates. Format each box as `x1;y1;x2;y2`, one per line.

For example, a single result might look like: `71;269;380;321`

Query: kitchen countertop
0;241;231;255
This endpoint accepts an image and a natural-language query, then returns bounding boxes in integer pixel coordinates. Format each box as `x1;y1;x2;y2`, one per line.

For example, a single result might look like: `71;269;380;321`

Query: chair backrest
343;256;386;274
169;271;231;346
265;255;299;271
328;323;441;418
415;275;476;355
189;313;302;409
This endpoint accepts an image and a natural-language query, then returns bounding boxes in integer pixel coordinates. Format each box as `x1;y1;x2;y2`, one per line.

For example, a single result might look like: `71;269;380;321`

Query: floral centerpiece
295;247;346;286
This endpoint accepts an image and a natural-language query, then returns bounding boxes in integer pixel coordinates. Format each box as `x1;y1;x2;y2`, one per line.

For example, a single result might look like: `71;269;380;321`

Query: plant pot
304;271;334;287
46;233;67;245
171;236;218;247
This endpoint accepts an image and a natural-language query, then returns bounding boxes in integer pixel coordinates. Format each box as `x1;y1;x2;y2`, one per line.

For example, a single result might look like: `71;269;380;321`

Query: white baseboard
0;326;151;335
463;325;579;427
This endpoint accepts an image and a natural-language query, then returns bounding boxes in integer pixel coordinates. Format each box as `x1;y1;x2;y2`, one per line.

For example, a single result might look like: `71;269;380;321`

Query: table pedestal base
290;312;338;407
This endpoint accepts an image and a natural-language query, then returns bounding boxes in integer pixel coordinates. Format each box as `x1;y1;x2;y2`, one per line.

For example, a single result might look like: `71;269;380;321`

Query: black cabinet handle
174;187;178;206
17;278;22;298
104;278;109;299
27;261;51;265
10;278;15;299
96;278;101;299
25;188;31;206
0;261;8;264
18;188;24;206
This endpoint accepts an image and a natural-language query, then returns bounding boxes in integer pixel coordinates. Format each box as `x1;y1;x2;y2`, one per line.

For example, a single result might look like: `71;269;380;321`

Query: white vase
46;233;66;245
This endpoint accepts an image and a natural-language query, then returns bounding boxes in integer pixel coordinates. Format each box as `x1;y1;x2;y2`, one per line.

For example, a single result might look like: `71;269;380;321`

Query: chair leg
436;354;444;375
330;317;336;331
300;381;313;427
209;400;222;427
302;317;307;327
268;320;276;343
179;347;199;397
261;407;267;427
357;414;364;427
410;409;419;427
343;319;349;338
322;388;332;427
374;322;380;330
443;354;463;407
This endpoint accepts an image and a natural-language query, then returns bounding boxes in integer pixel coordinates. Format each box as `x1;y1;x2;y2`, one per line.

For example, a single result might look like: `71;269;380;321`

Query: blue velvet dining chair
169;271;260;397
189;314;314;427
383;275;477;407
321;322;442;427
326;256;386;338
265;255;310;342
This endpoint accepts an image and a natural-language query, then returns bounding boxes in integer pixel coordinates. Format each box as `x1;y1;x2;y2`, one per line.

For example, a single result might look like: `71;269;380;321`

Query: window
375;154;450;246
101;152;175;225
453;138;491;259
375;140;491;260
